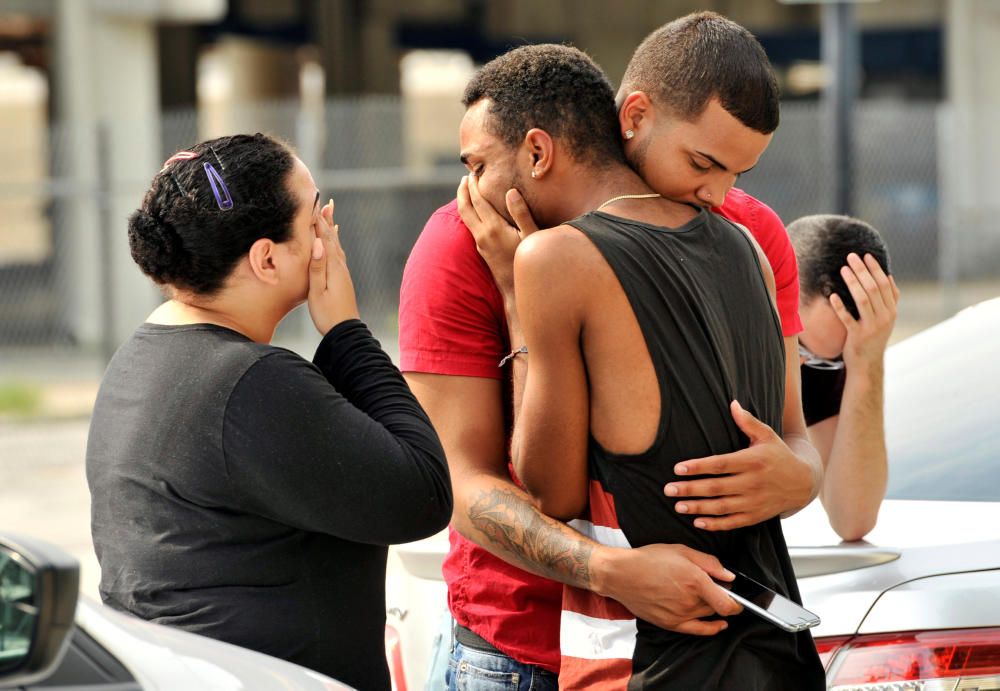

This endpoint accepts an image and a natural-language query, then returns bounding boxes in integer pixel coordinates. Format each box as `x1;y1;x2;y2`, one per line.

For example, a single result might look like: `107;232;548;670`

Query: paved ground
0;419;99;596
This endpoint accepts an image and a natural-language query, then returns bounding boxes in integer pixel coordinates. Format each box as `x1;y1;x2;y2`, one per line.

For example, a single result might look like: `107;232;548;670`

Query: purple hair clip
203;162;233;211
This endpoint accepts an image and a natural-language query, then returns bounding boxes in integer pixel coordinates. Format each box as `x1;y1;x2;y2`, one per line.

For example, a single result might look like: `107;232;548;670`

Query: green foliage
0;382;42;417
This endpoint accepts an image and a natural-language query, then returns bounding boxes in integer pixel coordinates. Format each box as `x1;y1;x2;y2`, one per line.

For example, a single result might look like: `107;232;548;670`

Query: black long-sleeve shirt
87;319;451;690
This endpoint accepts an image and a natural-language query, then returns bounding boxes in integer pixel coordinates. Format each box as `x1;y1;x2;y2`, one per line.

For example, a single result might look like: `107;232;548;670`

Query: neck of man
546;162;650;221
546;161;692;228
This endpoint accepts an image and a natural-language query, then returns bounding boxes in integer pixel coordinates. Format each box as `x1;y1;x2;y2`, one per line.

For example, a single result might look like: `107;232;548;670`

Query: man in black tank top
456;45;824;689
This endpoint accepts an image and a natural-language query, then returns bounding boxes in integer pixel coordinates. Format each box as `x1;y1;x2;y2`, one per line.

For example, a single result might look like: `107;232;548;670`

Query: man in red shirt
400;12;820;689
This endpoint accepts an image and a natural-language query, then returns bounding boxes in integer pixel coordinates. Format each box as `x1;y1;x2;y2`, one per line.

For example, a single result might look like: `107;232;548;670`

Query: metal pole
935;105;961;318
96;121;116;365
822;1;859;216
54;0;103;349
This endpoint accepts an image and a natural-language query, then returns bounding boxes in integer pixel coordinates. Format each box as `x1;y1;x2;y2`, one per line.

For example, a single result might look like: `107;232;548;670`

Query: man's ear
247;238;280;285
619;90;654;136
523;128;555;180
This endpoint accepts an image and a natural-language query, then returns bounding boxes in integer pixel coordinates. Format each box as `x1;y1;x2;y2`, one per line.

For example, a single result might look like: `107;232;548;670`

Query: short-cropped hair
620;11;780;134
788;214;891;319
462;43;625;168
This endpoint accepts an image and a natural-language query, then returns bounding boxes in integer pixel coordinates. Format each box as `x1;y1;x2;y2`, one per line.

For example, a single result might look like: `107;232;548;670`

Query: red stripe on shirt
559;654;633;690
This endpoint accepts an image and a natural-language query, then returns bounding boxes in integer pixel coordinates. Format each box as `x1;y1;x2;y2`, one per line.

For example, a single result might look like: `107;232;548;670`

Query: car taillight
385;624;408;691
823;628;1000;690
814;635;851;670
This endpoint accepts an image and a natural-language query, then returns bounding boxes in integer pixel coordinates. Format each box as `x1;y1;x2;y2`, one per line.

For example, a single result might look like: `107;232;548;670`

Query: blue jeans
445;636;558;691
425;611;453;690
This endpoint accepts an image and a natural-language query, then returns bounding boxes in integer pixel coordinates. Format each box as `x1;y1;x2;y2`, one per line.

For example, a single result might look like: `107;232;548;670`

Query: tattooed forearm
468;487;593;587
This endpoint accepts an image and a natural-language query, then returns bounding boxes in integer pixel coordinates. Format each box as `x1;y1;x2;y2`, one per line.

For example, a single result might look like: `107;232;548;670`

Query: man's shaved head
620;11;780;134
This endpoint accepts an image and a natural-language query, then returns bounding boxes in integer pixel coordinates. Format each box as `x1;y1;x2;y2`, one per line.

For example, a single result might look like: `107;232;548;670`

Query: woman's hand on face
308;199;360;335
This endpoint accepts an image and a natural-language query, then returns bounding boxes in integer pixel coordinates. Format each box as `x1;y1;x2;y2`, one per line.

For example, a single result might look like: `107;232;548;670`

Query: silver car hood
76;597;352;690
783;498;1000;637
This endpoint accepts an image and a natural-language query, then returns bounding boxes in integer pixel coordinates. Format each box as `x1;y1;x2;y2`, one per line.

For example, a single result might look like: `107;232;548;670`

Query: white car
0;533;352;690
393;297;1000;690
784;296;1000;690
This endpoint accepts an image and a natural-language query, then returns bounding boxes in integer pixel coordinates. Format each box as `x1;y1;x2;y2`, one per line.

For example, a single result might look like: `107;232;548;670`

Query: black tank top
566;209;825;690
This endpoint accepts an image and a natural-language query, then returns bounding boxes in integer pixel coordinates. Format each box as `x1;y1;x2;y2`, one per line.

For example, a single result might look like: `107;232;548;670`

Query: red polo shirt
716;188;803;337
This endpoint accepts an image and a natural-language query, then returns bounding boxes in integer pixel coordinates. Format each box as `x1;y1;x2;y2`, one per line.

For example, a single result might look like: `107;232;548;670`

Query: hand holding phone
717;571;820;633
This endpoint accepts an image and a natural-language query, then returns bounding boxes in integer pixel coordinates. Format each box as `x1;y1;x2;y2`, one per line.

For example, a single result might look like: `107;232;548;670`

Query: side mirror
0;533;79;688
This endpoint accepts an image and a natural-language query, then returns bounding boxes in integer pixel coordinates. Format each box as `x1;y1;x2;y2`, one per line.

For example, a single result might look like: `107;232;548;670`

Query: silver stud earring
624;129;635;140
531;170;538;179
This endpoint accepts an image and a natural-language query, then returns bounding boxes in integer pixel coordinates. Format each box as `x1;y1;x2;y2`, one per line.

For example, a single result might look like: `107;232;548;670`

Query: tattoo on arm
469;487;592;587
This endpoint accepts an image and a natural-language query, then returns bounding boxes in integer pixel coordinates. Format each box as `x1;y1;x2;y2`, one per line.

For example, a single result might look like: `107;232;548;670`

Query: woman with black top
86;133;452;690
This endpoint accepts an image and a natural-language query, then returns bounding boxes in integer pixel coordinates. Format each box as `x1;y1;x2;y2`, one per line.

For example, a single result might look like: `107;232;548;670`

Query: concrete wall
0;55;48;264
941;0;1000;278
51;0;225;349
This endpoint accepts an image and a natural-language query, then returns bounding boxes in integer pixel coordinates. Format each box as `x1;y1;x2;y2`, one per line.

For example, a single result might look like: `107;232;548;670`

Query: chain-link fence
0;96;462;368
0;120;81;350
740;101;941;281
0;98;995;367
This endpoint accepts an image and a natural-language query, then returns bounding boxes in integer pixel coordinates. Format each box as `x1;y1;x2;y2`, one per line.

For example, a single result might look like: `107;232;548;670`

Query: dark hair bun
128;133;297;295
127;207;186;285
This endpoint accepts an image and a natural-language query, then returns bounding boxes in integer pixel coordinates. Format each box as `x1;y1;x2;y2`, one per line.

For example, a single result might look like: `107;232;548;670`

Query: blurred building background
0;0;997;404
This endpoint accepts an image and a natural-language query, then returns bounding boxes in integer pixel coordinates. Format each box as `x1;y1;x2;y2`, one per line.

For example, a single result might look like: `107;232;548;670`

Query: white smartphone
717;571;821;633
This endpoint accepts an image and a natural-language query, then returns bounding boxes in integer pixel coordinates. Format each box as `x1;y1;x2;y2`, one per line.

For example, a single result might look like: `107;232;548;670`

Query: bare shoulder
516;224;604;273
514;225;608;317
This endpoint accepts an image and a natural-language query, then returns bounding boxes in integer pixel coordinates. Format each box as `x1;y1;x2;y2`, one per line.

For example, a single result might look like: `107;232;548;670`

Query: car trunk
783;498;1000;637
